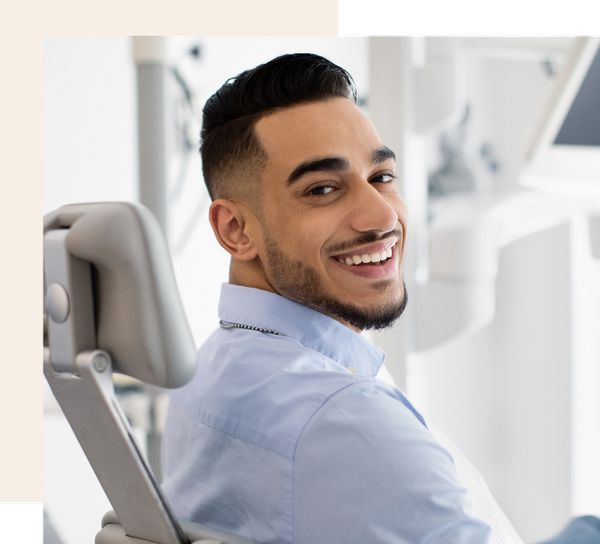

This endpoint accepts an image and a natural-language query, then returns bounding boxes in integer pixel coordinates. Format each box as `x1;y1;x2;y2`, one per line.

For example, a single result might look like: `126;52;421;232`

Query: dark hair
200;53;357;202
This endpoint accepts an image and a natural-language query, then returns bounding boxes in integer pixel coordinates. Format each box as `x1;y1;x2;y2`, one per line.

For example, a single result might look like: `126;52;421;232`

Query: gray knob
46;283;70;323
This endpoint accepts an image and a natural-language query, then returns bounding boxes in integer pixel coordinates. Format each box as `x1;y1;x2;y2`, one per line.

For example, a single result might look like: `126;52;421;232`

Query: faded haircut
200;53;357;205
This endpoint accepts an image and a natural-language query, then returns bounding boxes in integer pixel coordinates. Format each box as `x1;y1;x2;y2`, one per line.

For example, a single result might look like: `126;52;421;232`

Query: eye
307;185;335;196
370;173;396;184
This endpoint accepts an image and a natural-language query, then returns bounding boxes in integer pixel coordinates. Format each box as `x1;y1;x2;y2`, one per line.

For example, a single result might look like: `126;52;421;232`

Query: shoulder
296;379;434;459
170;328;376;457
291;382;492;543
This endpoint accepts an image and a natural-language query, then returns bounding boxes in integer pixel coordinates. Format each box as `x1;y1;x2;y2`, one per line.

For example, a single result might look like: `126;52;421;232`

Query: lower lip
331;246;399;279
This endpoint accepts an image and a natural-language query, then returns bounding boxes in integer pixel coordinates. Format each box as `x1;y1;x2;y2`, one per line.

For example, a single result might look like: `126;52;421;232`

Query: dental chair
43;202;255;544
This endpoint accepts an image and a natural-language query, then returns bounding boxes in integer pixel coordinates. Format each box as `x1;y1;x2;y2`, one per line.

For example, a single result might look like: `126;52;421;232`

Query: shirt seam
169;398;291;459
286;378;375;544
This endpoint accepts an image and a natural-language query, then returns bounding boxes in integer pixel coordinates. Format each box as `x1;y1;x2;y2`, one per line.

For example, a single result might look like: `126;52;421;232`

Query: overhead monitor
521;37;600;195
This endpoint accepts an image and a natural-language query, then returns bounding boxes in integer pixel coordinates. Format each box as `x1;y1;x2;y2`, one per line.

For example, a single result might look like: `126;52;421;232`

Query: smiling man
218;96;407;332
160;54;514;544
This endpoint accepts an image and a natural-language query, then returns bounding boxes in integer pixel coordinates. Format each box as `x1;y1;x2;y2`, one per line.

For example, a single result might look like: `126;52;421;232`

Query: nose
348;181;402;234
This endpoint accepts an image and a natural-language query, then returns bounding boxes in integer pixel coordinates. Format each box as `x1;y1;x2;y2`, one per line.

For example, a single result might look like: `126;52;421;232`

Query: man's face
252;97;408;331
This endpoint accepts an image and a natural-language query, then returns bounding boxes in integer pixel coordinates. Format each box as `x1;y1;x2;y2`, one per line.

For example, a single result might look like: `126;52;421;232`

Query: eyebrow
372;146;396;164
286;157;350;186
285;146;396;186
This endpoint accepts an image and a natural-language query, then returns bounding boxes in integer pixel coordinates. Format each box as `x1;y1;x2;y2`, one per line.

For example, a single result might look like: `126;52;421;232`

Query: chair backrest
43;202;253;544
44;201;197;386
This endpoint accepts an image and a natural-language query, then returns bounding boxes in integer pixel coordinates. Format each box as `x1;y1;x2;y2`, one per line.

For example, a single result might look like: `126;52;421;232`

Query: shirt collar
218;283;385;377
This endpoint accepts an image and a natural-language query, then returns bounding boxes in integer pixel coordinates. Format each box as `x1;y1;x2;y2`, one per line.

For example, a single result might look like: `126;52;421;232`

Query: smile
336;247;393;266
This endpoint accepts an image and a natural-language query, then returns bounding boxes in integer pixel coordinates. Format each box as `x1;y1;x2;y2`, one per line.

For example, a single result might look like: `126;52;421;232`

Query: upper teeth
338;248;393;266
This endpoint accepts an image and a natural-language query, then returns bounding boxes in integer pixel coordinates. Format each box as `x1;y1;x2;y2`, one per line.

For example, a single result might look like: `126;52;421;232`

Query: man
160;53;554;544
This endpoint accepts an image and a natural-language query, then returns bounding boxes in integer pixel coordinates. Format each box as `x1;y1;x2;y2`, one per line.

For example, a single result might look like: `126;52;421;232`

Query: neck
228;259;362;334
229;258;276;294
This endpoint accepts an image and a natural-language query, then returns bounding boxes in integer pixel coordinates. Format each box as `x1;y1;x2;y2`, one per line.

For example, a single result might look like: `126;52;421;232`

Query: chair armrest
98;511;257;544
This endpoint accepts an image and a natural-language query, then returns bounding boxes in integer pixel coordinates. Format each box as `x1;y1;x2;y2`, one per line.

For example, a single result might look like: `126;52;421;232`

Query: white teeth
337;246;395;266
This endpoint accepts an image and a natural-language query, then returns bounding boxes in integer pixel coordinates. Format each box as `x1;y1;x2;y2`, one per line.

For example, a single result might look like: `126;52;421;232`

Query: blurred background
43;36;600;544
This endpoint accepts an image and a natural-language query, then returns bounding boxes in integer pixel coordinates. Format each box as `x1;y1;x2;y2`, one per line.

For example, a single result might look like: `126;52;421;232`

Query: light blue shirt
162;284;503;544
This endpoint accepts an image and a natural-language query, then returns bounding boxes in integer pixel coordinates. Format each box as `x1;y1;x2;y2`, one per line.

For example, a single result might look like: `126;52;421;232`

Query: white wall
411;224;572;543
403;40;600;543
43;36;138;213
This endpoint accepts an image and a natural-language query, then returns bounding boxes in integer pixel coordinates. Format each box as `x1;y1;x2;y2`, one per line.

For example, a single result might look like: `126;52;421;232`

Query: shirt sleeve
292;380;492;544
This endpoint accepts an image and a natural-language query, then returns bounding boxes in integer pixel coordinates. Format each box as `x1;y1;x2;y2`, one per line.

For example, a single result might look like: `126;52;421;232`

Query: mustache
327;228;403;255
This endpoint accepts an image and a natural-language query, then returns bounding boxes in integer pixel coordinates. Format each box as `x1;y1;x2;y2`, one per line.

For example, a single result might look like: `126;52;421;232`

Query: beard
262;228;408;331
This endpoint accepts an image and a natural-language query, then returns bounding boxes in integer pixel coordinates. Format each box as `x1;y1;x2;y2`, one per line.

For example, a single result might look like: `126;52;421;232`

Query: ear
209;199;258;261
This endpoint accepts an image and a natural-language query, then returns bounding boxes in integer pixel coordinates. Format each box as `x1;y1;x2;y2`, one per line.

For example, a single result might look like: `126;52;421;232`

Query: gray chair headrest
44;202;197;388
